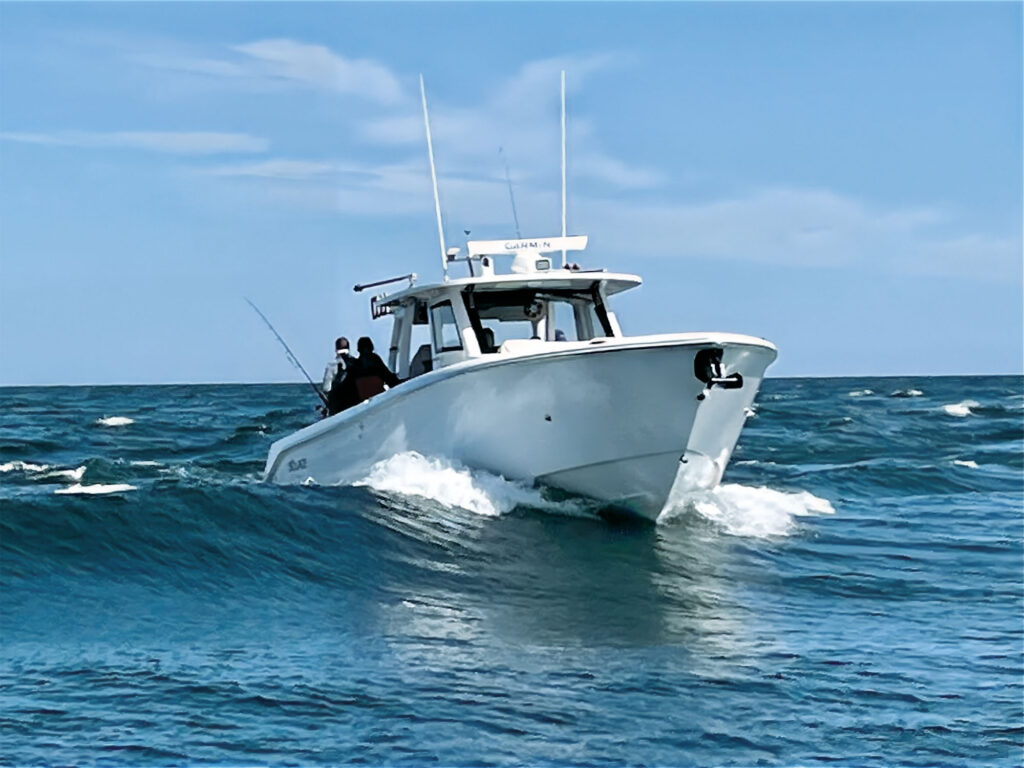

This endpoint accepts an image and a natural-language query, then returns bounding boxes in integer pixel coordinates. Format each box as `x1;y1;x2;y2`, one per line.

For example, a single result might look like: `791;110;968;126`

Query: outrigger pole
420;75;448;281
561;69;567;268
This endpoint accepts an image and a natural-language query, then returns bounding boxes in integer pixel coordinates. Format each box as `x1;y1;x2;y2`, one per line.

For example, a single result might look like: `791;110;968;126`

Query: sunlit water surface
1;377;1021;766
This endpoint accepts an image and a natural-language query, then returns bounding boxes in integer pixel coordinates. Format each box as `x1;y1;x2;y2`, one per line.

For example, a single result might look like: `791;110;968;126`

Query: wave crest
54;483;137;496
354;452;585;518
96;416;134;427
942;400;978;417
659;483;835;537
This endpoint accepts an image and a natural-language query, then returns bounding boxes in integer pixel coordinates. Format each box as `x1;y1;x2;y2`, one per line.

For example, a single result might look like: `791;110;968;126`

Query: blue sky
1;2;1020;385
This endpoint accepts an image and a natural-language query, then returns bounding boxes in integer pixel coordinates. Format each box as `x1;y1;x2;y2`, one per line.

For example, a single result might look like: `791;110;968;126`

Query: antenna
560;69;567;268
420;74;448;280
499;147;522;238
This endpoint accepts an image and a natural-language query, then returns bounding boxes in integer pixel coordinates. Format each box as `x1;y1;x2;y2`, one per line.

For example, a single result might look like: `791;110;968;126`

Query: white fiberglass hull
264;333;776;520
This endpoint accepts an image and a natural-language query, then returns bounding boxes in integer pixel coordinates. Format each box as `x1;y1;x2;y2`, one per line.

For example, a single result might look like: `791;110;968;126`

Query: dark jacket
350;352;400;390
327;352;399;414
326;352;358;415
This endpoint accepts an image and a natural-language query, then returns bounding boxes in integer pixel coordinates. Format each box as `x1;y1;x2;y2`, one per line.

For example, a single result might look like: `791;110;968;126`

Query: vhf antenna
561;69;567;268
419;74;448;281
498;146;522;238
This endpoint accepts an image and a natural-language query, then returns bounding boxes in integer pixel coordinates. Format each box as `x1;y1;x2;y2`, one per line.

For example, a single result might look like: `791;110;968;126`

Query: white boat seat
409;344;433;378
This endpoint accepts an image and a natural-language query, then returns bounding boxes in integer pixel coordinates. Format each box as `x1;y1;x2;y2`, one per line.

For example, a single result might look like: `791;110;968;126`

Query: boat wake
355;451;590;518
353;451;833;536
659;483;835;537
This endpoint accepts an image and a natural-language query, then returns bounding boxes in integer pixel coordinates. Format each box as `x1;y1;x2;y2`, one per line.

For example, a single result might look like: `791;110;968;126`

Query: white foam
54;483;137;496
41;466;86;481
96;416;134;427
659;483;835;537
848;389;873;397
953;459;979;469
0;461;85;481
942;400;978;418
0;461;49;473
890;389;924;397
355;451;584;518
130;460;161;467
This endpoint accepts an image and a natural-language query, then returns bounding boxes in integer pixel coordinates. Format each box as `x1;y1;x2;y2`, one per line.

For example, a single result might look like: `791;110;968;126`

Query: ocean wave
848;389;873;397
942;400;979;418
42;466;86;481
890;389;924;398
0;460;50;473
53;483;137;496
953;459;979;469
0;461;85;482
95;416;135;427
659;483;835;537
354;451;587;518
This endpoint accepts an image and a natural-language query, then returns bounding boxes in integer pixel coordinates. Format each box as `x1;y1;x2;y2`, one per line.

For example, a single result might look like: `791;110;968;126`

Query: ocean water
1;376;1021;766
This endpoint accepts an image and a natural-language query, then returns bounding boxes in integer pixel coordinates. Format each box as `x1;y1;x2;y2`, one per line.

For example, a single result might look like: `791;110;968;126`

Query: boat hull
264;333;776;520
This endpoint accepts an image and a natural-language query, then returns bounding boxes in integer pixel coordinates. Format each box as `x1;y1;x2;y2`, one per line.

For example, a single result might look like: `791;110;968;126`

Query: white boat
263;76;777;521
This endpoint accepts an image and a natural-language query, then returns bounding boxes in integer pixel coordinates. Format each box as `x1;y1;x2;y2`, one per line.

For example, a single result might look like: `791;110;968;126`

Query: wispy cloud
357;55;663;190
0;131;268;155
200;154;1019;281
135;38;403;105
577;187;1020;280
232;39;403;104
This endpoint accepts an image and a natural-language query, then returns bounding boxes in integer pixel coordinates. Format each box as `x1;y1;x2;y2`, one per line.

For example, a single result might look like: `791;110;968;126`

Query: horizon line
2;372;1022;389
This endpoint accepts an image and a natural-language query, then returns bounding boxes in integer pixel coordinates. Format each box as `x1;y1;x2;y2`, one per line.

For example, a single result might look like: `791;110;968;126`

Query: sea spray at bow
354;451;591;518
1;376;1021;766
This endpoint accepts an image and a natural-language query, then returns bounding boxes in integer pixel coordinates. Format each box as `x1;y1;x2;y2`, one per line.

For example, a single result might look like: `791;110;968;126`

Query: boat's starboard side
264;332;776;518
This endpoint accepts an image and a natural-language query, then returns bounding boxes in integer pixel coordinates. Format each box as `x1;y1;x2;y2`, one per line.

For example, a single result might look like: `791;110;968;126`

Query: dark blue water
1;377;1021;766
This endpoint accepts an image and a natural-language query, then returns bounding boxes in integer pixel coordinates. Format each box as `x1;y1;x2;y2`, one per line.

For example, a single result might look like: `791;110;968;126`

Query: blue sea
1;376;1021;766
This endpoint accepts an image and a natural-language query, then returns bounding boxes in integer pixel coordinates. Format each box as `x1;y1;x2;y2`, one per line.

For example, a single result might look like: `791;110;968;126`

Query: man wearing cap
323;337;357;416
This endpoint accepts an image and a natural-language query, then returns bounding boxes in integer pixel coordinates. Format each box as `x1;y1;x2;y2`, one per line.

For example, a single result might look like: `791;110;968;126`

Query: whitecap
40;466;86;481
0;461;85;481
942;400;978;417
953;459;979;469
355;451;585;518
0;460;50;473
129;460;162;467
658;483;835;537
848;389;873;397
54;483;137;496
96;416;134;427
890;389;924;398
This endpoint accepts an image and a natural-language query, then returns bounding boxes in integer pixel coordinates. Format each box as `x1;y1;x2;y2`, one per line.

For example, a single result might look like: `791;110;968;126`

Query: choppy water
1;377;1021;766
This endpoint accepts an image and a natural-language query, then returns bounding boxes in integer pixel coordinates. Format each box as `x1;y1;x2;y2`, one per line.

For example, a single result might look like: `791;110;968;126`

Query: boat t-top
263;74;776;521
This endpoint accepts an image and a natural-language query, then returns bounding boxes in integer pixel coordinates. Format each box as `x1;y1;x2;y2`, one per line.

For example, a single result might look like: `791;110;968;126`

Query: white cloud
575;187;1020;280
357;54;663;191
202;159;338;180
200;156;1019;281
134;38;403;105
0;131;268;155
232;39;404;104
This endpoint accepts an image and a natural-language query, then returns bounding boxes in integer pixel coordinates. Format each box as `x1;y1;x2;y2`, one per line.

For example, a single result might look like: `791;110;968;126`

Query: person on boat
348;336;400;404
323;337;357;416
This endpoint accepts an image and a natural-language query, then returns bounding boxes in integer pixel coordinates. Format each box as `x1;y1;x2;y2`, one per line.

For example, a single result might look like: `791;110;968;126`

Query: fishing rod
244;298;329;408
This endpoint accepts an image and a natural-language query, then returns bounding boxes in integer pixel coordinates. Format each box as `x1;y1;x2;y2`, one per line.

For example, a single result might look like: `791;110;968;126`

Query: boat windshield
463;288;613;351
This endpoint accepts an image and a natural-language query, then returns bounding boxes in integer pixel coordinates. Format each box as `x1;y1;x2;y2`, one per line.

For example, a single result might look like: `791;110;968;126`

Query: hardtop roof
375;269;643;308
